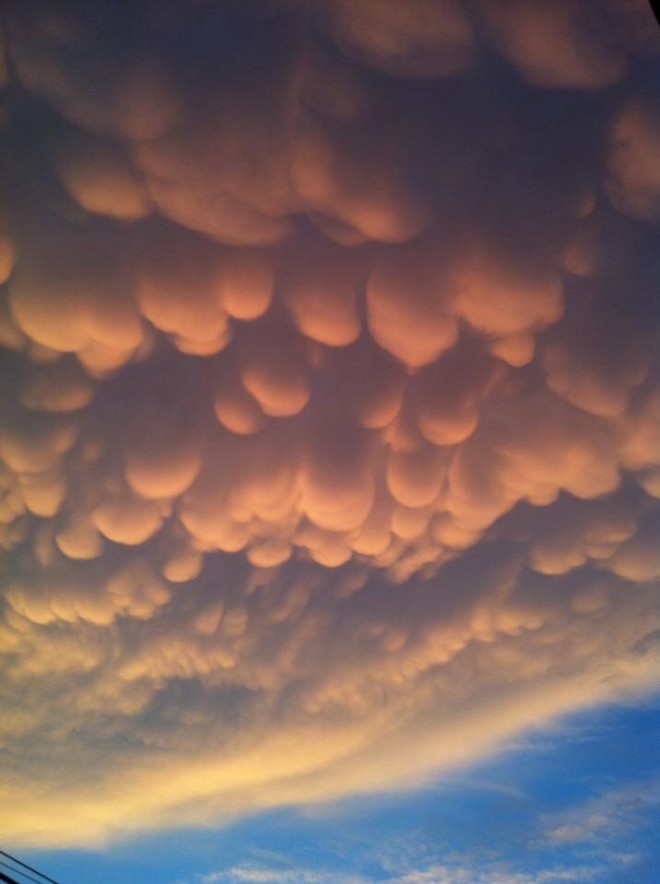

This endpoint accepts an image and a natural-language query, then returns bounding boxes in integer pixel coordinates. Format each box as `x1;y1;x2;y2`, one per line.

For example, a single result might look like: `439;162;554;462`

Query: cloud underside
0;0;659;848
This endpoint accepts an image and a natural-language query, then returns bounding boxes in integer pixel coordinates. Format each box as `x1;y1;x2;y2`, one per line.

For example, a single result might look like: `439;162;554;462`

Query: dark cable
0;853;60;884
0;859;43;884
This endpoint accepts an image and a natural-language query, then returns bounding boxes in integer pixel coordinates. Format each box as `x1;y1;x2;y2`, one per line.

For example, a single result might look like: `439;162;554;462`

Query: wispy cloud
194;861;597;884
197;865;368;883
543;777;660;848
389;868;595;884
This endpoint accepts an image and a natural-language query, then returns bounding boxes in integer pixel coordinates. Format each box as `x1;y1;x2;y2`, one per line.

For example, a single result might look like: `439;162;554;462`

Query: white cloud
197;865;368;883
544;777;660;847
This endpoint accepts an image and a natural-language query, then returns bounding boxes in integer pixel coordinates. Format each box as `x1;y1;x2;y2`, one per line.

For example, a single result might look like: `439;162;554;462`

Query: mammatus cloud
0;0;659;849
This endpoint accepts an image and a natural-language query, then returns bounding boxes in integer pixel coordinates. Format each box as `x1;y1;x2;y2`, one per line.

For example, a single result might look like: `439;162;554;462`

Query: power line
0;853;60;884
0;858;43;884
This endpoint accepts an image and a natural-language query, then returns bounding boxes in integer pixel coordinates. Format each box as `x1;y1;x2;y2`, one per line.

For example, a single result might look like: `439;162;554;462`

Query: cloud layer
0;0;659;848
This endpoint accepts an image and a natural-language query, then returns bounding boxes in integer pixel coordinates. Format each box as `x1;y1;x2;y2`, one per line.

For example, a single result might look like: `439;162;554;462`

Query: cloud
194;859;597;884
197;866;367;884
388;869;594;884
0;0;659;851
543;778;660;848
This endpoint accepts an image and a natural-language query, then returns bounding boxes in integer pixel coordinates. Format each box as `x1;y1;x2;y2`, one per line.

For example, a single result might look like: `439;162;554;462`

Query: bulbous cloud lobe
0;0;659;848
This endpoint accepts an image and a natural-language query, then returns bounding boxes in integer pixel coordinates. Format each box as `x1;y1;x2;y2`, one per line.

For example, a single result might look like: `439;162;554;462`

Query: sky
0;1;659;882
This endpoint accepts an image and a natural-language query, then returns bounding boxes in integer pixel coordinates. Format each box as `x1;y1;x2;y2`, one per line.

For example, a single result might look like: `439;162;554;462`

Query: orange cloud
0;0;659;851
